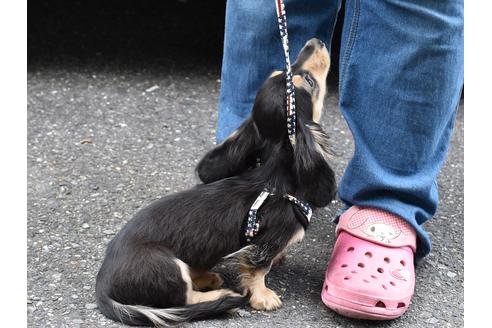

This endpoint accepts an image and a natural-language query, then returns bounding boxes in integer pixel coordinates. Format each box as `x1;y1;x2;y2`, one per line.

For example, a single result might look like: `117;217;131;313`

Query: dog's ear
293;122;337;207
196;117;261;183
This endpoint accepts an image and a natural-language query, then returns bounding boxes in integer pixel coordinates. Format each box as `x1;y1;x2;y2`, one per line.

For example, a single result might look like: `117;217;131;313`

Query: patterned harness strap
245;189;313;242
275;0;296;147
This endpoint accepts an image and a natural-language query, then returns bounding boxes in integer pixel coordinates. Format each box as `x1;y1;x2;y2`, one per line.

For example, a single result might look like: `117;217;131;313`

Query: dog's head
254;37;330;139
197;38;336;207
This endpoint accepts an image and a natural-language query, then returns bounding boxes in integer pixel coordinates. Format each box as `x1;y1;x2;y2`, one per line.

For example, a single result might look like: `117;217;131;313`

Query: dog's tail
96;291;248;327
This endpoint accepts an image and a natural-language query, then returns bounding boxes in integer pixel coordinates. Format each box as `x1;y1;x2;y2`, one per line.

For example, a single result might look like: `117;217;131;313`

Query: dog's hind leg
190;270;224;291
175;260;241;304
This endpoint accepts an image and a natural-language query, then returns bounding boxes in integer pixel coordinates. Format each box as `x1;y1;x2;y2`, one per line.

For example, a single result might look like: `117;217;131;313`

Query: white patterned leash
275;0;296;147
244;1;305;243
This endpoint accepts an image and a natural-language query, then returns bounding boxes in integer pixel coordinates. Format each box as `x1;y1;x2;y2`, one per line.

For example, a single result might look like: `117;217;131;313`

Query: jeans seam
340;0;360;88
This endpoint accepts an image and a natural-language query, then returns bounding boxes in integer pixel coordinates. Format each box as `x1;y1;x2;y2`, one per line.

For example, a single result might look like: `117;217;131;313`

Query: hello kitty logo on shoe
363;223;400;243
345;207;415;246
335;206;417;251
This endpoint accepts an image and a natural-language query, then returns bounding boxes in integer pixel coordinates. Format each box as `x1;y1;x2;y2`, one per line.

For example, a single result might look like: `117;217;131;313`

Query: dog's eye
304;74;314;88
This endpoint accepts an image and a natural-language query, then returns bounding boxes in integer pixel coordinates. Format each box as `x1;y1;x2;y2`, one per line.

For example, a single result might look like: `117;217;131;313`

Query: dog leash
275;0;296;147
244;1;312;243
245;189;312;242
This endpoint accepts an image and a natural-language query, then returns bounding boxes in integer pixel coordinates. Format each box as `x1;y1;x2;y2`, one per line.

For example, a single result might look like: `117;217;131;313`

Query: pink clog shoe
321;206;417;320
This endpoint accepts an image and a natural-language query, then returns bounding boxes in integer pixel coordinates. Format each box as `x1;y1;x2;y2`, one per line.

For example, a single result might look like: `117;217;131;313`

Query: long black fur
96;40;336;327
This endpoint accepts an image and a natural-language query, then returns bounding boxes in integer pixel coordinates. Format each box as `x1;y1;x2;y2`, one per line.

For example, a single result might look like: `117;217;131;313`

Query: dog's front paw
249;288;282;311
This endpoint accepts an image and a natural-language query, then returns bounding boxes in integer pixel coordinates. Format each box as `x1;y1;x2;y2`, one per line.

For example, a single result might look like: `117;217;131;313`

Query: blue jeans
216;0;463;259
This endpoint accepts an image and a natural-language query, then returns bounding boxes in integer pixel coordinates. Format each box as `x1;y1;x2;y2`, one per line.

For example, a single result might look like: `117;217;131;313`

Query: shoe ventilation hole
358;262;365;268
397;302;406;308
351;270;357;274
347;247;355;252
390;281;396;286
382;284;388;290
384;257;390;263
375;301;386;308
324;285;328;291
400;260;406;266
344;276;351;280
363;279;370;283
371;275;378;279
341;264;348;268
365;251;372;258
377;268;384;273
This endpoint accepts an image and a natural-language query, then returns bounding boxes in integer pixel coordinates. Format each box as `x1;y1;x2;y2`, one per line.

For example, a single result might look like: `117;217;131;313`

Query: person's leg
338;0;463;259
216;0;341;143
321;0;463;320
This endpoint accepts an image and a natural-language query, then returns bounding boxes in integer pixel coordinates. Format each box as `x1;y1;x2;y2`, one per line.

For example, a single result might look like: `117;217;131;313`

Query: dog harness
245;189;313;242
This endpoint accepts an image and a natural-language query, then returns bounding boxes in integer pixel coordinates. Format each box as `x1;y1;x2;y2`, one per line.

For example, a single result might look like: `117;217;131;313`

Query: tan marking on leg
270;70;283;77
190;270;224;291
272;228;305;265
175;260;239;304
240;266;282;311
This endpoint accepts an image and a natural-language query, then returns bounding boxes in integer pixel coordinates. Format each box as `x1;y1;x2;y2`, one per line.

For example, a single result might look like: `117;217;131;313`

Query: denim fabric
217;0;341;143
216;0;464;258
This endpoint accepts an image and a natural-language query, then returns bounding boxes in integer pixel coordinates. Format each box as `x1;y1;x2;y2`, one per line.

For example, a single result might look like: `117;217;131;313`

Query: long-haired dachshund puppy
96;38;336;327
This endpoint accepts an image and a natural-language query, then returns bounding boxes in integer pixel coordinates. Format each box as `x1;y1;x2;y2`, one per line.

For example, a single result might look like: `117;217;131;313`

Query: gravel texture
27;66;464;328
28;1;463;327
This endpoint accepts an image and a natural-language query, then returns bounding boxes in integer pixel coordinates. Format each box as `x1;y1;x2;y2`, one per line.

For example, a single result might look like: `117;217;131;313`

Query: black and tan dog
96;38;336;326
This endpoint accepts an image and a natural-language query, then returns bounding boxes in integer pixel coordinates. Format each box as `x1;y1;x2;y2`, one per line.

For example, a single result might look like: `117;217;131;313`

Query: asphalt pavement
27;1;463;327
27;63;464;328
